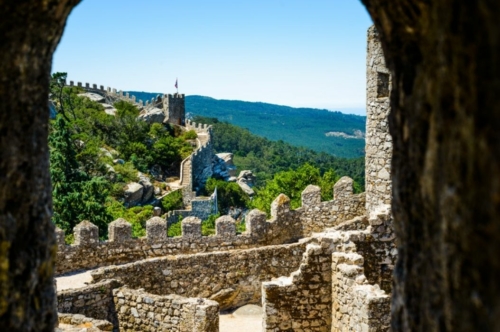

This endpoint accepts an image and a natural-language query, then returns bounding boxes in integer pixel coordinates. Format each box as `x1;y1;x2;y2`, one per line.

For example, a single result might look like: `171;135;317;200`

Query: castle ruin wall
262;241;333;331
114;287;219;332
57;279;122;327
365;26;393;215
298;177;366;236
56;182;361;275
90;240;310;311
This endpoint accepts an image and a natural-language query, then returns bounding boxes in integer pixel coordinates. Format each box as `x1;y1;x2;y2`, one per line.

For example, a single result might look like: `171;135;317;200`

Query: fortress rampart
90;241;309;311
55;179;364;275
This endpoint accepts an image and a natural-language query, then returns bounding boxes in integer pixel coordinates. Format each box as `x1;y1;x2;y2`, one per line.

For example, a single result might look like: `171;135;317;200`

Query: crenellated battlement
55;178;365;275
65;79;147;108
185;119;211;133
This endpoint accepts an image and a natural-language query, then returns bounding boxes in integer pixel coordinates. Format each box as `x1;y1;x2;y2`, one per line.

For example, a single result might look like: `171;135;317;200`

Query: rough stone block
302;185;321;206
108;218;132;242
74;220;99;246
245;209;267;236
334;176;354;200
146;217;167;243
182;217;202;238
215;216;236;237
271;194;290;218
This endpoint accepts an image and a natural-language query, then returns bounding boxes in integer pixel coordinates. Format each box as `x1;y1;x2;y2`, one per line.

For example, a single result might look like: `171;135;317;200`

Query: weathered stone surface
78;92;105;103
123;182;143;206
91;241;309;311
146;217;167;243
138;172;153;202
237;170;256;187
237;179;254;196
138;107;165;124
74;220;99;246
108;218;132;242
113;287;219;332
57;279;122;328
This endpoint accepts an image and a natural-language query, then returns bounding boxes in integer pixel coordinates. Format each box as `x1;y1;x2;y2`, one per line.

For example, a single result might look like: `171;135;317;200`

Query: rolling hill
127;92;366;158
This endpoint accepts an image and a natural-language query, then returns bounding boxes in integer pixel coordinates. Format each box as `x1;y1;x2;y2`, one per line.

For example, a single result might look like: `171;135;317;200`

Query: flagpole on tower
175;78;178;94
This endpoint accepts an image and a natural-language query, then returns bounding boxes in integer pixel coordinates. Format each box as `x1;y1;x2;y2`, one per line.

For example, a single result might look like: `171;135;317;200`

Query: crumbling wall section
57;279;121;327
331;250;390;331
113;287;218;332
262;241;333;331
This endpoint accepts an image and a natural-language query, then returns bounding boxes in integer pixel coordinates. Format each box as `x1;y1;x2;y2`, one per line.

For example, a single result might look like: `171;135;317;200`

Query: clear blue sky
53;0;373;115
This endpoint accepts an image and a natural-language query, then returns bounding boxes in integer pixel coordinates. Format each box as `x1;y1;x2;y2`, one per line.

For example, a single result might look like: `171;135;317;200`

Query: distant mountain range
127;92;366;158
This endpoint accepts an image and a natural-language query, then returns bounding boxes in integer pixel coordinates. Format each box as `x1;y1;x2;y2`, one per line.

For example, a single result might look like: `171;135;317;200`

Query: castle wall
57;279;121;327
298;177;366;236
56;182;362;275
90;241;310;311
114;287;219;332
166;197;215;226
262;241;333;331
261;226;393;332
190;126;213;194
365;26;393;215
331;251;391;331
55;193;303;275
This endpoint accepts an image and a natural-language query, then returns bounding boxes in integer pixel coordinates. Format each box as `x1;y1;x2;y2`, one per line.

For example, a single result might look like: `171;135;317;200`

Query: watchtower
163;93;185;126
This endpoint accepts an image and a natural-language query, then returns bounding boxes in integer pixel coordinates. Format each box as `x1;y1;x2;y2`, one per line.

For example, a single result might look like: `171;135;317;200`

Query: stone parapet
90;241;310;311
56;179;365;275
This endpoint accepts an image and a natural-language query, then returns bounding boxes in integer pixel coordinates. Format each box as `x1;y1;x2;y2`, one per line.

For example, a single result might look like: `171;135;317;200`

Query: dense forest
128;92;366;158
193;116;365;190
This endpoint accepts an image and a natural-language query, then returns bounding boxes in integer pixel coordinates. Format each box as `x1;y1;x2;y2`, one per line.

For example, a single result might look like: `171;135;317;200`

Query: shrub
168;216;183;237
161;190;183;212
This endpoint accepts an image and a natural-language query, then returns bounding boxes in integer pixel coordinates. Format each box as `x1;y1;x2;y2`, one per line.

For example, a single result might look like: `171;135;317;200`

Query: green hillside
127;92;366;158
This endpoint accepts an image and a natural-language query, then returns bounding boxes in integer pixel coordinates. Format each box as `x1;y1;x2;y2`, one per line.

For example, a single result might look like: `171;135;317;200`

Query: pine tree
49;115;111;236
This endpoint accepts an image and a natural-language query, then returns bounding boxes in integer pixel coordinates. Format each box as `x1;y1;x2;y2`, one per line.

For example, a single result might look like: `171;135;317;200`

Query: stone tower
365;26;392;215
163;93;185;126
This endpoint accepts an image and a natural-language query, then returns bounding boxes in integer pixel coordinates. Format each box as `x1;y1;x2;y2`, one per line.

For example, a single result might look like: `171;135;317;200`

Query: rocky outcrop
138;172;153;202
237;170;256;196
123;182;143;206
78;92;105;103
138;107;165;124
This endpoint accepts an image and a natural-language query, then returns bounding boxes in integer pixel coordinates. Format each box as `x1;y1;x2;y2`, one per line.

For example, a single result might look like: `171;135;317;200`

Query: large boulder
124;182;143;206
237;179;255;196
216;153;237;177
138;107;165;124
78;92;105;103
138;172;154;203
238;170;256;187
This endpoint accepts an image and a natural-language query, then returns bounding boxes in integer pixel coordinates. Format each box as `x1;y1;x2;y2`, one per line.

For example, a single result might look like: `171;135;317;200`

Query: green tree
205;178;250;214
49;115;112;236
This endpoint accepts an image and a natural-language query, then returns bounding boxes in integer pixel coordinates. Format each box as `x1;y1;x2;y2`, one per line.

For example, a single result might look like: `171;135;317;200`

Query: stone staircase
180;158;191;187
